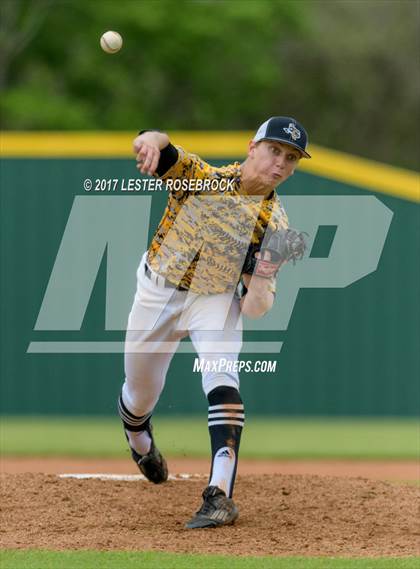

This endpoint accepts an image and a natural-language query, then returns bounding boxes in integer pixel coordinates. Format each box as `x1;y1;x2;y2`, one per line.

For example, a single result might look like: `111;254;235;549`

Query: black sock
207;385;244;498
117;393;152;432
117;394;153;455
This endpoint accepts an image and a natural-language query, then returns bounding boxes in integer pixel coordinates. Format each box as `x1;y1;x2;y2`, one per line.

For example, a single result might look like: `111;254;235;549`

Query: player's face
248;140;301;187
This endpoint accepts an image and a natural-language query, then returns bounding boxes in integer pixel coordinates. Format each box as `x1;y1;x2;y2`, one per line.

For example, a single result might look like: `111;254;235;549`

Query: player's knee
202;367;240;397
121;381;160;417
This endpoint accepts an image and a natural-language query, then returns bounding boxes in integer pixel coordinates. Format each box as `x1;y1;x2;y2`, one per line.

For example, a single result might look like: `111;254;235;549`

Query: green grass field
2;418;418;569
1;551;419;569
1;416;419;459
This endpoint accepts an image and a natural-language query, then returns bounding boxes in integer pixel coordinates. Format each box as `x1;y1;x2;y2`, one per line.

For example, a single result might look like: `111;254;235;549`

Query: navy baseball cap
253;116;311;158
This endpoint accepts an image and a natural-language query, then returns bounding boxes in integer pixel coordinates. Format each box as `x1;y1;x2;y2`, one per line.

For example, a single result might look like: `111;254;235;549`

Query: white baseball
100;31;123;54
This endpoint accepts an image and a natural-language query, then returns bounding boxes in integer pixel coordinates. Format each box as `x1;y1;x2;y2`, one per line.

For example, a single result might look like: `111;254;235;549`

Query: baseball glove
243;228;307;279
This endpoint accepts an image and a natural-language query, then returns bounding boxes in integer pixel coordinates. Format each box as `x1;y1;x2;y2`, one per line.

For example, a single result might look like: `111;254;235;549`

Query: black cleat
185;485;239;529
129;424;168;484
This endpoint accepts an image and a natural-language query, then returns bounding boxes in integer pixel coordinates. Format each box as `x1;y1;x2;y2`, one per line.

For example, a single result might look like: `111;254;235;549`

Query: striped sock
207;386;244;498
117;394;152;455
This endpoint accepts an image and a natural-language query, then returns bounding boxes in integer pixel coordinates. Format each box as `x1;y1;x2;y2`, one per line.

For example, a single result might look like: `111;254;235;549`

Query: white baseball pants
122;253;243;416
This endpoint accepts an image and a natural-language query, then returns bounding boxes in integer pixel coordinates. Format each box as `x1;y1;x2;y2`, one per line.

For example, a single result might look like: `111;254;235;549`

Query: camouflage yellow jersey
147;144;289;294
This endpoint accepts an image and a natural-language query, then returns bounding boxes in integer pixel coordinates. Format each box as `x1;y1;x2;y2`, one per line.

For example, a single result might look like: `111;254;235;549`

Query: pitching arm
133;131;176;176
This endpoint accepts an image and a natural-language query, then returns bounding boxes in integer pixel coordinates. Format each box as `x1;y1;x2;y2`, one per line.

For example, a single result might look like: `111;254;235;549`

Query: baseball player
118;117;310;528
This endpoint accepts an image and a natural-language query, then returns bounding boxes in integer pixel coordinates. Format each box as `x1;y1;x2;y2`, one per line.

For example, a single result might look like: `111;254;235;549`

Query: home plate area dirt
1;472;419;557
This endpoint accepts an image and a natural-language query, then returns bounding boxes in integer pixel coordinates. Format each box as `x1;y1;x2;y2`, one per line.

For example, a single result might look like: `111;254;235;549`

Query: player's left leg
206;384;244;498
186;291;243;527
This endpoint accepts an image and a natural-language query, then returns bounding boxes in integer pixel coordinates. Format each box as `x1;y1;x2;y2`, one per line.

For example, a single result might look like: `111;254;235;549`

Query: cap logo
283;123;301;141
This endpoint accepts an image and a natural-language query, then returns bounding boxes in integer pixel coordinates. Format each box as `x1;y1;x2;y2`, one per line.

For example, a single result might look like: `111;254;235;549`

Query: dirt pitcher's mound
1;473;418;557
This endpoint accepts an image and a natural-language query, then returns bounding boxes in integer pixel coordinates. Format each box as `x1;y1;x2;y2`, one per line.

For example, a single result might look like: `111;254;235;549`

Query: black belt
144;263;189;291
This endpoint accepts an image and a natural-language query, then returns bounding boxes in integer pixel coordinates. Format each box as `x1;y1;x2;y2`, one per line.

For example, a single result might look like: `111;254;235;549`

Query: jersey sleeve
156;143;179;176
268;198;289;233
159;146;213;182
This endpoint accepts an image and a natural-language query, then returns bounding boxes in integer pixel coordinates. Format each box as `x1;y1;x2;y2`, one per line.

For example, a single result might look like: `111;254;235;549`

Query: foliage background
1;0;419;169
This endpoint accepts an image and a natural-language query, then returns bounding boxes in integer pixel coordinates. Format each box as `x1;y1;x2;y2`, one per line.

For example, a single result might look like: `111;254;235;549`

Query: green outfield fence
0;132;419;416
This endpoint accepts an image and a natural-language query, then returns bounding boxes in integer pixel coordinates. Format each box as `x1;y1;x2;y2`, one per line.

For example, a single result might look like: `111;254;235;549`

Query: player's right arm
133;130;214;184
133;131;172;176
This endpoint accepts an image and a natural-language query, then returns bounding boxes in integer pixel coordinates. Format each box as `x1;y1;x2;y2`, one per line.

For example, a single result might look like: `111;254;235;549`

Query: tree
1;0;418;169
